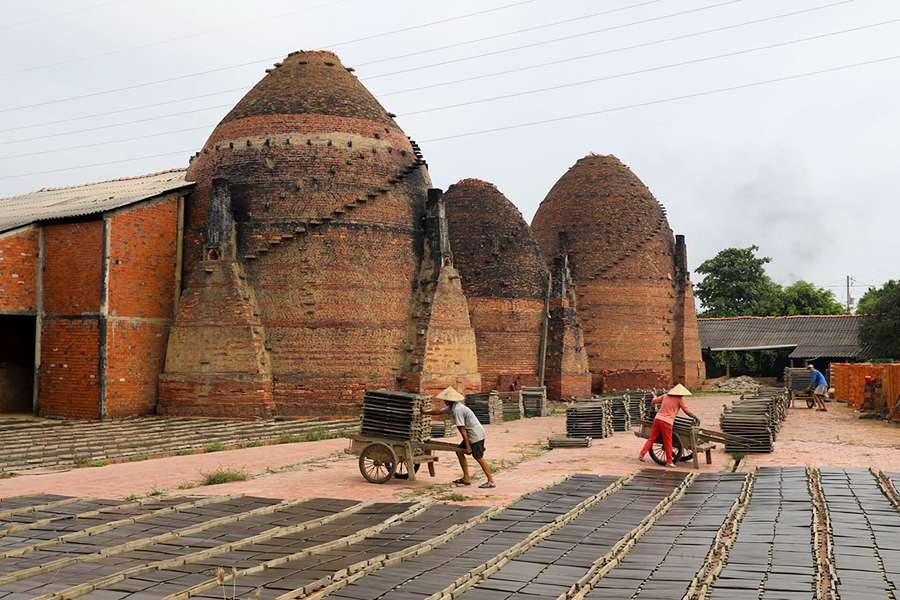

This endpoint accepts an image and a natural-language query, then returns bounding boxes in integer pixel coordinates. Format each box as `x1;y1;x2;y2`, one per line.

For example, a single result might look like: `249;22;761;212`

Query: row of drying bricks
0;418;358;471
0;468;896;600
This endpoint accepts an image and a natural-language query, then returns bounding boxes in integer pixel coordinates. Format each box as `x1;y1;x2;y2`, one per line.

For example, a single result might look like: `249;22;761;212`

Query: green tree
776;281;844;315
695;246;778;317
857;280;900;358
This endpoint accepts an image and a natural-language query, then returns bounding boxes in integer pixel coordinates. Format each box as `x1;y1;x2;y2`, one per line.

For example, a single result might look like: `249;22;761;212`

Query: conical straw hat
436;387;465;402
667;384;692;396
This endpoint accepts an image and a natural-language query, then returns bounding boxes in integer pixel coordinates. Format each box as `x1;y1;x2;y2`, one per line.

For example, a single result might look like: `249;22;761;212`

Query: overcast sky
1;0;897;303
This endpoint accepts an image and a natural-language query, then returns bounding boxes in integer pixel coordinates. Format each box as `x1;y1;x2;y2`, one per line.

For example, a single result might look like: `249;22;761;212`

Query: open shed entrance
0;315;35;414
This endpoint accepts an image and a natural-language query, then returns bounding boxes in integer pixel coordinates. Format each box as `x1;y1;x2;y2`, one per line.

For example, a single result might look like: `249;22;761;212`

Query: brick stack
531;154;705;393
444;179;548;393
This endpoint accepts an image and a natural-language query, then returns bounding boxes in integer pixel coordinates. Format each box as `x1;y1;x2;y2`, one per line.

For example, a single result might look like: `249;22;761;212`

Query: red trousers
640;419;674;464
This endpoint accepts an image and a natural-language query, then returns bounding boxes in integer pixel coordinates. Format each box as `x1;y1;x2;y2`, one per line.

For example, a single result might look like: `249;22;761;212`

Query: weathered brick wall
672;236;705;387
165;50;427;417
545;299;592;401
532;154;702;391
105;196;181;417
43;221;103;316
39;318;100;419
0;227;38;313
444;179;548;392
38;220;104;418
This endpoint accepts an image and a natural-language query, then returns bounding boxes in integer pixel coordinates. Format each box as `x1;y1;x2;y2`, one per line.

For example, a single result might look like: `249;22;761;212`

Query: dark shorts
458;439;486;459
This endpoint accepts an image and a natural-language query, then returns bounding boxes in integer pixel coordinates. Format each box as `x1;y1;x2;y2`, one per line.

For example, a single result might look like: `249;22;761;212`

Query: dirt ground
0;394;897;506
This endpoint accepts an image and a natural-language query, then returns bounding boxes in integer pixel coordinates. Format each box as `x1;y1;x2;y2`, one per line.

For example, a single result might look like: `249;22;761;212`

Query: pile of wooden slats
497;391;524;421
548;435;592;448
465;392;503;424
566;398;612;439
522;386;548;417
361;390;430;441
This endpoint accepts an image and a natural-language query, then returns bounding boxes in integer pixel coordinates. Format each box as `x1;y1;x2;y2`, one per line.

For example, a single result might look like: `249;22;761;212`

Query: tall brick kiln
531;154;704;391
443;179;549;392
159;50;479;418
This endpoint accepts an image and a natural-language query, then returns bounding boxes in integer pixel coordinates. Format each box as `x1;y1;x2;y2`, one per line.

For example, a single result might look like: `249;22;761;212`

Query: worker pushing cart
638;384;699;467
422;387;496;488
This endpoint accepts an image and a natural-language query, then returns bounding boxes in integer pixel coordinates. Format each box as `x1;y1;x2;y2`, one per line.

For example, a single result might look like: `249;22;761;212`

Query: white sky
1;0;897;302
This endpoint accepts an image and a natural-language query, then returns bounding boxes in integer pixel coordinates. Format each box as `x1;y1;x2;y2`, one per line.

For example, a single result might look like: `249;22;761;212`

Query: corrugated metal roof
0;169;192;233
697;315;864;359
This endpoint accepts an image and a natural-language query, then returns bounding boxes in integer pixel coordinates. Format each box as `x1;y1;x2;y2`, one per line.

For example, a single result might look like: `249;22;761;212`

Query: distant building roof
697;314;864;359
0;169;192;234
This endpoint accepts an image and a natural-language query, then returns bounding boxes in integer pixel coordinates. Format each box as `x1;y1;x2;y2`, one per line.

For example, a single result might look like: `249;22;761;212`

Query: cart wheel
806;396;815;409
359;442;397;484
649;432;685;466
393;461;421;480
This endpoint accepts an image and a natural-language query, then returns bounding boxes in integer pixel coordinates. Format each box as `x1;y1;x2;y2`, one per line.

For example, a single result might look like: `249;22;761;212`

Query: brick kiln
159;51;479;418
531;154;703;391
443;179;548;392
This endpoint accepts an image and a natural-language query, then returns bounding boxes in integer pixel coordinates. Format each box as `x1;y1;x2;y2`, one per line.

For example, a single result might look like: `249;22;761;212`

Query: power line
4;104;233;145
418;53;900;143
2;52;895;181
1;0;853;137
6;15;892;154
1;0;355;77
0;149;195;181
355;0;667;67
378;0;858;97
0;125;215;161
2;0;129;30
0;88;247;134
0;0;545;113
397;17;900;117
363;0;746;80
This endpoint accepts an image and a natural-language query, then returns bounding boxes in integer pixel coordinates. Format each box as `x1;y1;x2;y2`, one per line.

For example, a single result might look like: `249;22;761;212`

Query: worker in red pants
638;384;698;467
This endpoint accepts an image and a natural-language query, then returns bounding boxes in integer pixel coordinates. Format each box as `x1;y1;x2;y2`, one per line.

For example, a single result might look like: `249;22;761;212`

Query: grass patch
205;441;226;453
177;481;198;490
146;487;167;497
203;468;249;486
399;483;451;499
124;493;140;501
175;449;195;456
0;471;13;479
302;428;330;442
84;459;110;468
277;433;302;444
242;439;264;448
438;492;469;502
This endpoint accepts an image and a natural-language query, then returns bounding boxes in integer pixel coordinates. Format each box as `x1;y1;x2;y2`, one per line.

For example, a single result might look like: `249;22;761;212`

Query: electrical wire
377;0;859;97
1;0;853;136
0;149;195;180
418;53;900;143
354;0;667;67
397;17;900;117
2;52;895;180
6;12;888;149
0;0;727;114
0;0;543;112
363;0;746;80
2;0;129;30
1;0;356;77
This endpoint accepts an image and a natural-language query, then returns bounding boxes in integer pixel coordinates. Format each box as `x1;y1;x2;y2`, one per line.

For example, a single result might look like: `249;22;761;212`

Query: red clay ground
0;394;896;506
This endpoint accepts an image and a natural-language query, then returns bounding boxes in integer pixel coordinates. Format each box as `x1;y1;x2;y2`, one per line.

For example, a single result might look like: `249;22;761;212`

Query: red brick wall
545;299;592;401
43;221;103;316
39;318;100;419
105;195;180;417
0;227;38;313
467;297;543;392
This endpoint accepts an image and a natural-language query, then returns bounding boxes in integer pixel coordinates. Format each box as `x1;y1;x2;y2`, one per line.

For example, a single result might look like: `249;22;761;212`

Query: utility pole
845;275;855;313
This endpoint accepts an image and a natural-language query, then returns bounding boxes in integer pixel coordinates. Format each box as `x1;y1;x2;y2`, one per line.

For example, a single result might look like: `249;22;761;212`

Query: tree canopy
695;245;844;317
857;280;900;359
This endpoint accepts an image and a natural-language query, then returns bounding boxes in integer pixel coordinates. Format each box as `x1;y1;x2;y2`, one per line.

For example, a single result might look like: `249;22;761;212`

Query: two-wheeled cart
635;420;757;469
348;435;464;484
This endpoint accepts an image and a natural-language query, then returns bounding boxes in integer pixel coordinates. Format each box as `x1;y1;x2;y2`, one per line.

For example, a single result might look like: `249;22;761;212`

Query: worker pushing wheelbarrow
637;384;699;468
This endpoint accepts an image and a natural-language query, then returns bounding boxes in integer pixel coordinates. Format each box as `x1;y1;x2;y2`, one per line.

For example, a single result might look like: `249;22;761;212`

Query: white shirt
442;402;486;443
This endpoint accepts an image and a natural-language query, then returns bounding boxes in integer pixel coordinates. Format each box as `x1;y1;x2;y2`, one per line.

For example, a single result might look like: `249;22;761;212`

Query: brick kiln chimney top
444;178;548;300
217;50;398;127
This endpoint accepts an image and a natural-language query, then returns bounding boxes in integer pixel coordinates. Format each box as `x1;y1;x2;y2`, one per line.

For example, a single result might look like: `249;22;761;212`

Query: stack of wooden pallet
497;391;524;421
548;435;592;448
361;390;430;442
719;392;791;453
626;392;646;424
465;392;503;424
566;398;613;439
608;395;632;431
521;387;548;417
430;418;457;438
